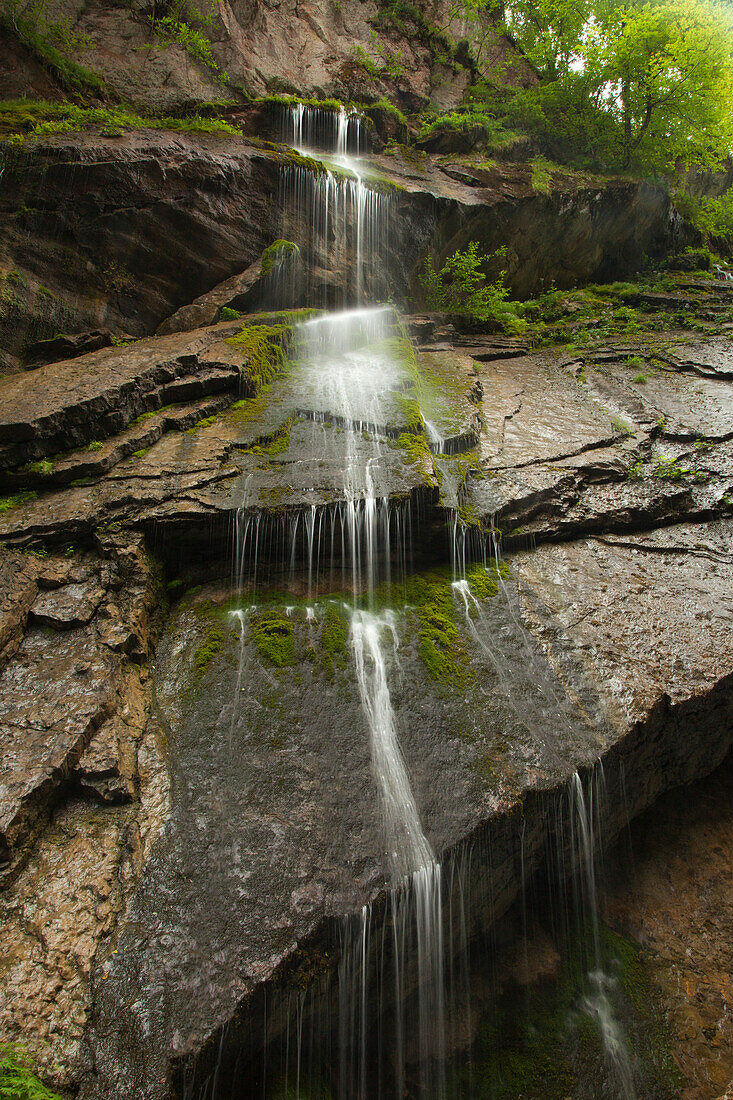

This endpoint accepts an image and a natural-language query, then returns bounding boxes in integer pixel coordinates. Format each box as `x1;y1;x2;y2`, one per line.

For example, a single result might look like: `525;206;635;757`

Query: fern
0;1045;63;1100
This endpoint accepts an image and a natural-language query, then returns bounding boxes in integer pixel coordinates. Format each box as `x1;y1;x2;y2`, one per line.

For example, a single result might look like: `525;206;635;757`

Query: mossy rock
250;610;296;667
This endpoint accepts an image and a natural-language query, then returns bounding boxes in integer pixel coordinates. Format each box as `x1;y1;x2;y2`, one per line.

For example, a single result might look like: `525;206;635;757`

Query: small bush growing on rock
419;242;525;334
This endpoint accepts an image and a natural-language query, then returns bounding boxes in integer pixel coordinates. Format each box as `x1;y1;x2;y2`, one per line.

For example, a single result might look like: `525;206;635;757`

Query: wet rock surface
603;754;733;1100
0;131;676;365
1;287;733;1095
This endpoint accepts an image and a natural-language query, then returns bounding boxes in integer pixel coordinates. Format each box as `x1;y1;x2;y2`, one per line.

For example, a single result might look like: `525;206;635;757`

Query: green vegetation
0;101;242;143
193;616;226;678
153;17;219;76
0;491;38;513
249;610;296;667
372;0;459;70
611;416;634;436
0;0;103;94
529;156;555;195
0;1045;63;1100
226;322;294;392
319;602;350;678
447;917;681;1099
497;0;733;171
466;561;507;600
651;455;707;482
22;458;53;475
674;189;733;254
260;239;299;277
242;422;291;457
419;243;526;335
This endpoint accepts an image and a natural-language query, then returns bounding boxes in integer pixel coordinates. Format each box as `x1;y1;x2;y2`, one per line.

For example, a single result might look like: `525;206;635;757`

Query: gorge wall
0;6;732;1100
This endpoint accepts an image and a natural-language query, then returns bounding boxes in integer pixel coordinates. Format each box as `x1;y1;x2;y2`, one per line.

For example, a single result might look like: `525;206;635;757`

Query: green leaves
0;1046;63;1100
419;243;525;332
485;0;733;173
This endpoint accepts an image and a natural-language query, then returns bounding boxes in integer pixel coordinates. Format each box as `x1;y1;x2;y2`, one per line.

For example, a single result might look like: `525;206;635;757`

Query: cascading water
274;104;393;307
221;98;651;1100
570;772;637;1100
227;102;448;1097
348;611;445;1098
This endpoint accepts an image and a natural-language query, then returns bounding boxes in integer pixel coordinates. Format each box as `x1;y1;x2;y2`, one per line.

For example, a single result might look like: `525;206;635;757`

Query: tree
502;0;595;79
596;1;733;169
418;243;526;332
493;0;733;171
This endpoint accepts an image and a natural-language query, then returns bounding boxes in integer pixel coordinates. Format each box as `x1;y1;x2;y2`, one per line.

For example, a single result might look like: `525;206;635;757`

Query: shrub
419;242;525;333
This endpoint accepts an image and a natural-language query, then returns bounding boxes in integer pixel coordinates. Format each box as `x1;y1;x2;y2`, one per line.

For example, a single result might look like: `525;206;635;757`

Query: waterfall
232;100;446;1096
350;611;434;878
346;610;445;1098
275;105;393;308
570;772;637;1100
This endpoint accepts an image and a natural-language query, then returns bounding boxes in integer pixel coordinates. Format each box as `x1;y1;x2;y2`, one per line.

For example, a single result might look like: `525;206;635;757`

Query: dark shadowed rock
23;330;114;369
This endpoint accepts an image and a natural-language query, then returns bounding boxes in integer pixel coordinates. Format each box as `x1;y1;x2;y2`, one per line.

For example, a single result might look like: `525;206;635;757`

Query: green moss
193;621;226;677
319;603;350;678
87;440;104;451
0;1044;65;1099
0;491;38;514
250;610;296;667
22;458;54;476
530;156;555;194
0;101;243;143
392;571;469;690
465;561;508;599
392;429;432;469
226;322;294;392
260;239;299;277
242;421;291;457
131;408;164;425
130;447;151;459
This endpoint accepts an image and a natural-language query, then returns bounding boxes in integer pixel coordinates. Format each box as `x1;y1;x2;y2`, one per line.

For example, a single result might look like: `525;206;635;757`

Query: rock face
0;270;732;1095
0;536;169;1089
1;0;532;111
0;131;676;370
0;35;729;1096
603;755;733;1100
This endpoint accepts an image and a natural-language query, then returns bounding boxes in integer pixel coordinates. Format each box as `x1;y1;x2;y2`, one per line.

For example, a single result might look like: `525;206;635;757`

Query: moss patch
318;602;350;678
0;491;38;514
226;322;294;393
260;239;299;277
0;101;243;143
386;570;469;690
250;610;296;667
193;621;226;678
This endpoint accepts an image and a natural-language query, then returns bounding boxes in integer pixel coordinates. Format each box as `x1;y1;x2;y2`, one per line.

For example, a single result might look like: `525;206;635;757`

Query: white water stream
269;107;447;1095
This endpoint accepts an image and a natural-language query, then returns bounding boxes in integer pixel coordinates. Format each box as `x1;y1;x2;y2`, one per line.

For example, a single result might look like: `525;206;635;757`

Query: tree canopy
466;0;733;172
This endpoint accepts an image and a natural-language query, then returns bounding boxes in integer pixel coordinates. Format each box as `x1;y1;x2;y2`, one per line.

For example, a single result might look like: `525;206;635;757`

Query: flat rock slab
31;582;106;629
586;350;733;440
513;520;733;727
0;323;243;465
416;349;482;447
476;354;615;468
81;575;604;1095
667;338;733;378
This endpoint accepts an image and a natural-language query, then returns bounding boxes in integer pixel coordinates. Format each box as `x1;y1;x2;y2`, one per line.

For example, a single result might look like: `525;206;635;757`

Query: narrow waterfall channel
210;104;659;1100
